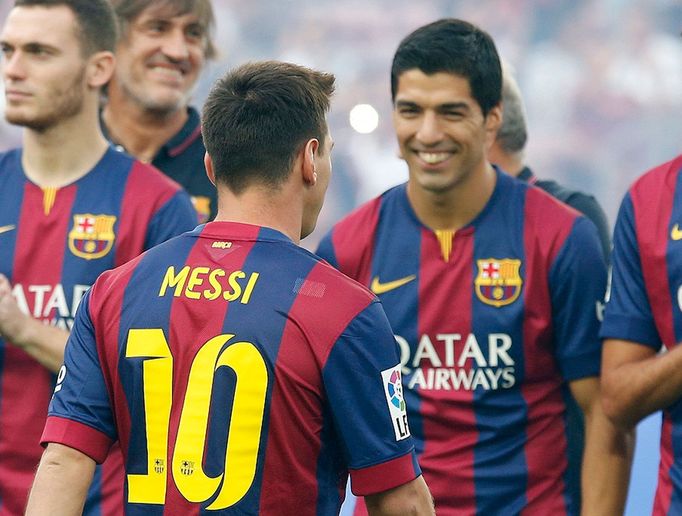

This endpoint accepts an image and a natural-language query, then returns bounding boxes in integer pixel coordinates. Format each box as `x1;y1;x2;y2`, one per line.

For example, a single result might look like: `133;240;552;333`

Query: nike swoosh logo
371;275;416;295
672;224;682;241
0;225;16;235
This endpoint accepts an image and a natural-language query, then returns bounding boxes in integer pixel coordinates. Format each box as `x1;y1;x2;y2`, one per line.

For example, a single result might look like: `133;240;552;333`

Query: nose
2;52;26;81
415;111;443;145
160;29;190;62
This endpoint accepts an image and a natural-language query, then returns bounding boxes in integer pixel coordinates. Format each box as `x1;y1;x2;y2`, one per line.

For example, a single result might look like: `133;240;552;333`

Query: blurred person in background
101;0;217;223
26;60;434;516
0;0;196;513
317;18;631;515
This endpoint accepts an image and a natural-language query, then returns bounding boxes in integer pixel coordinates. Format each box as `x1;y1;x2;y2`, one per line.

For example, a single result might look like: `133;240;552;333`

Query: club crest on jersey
68;214;117;260
475;258;522;307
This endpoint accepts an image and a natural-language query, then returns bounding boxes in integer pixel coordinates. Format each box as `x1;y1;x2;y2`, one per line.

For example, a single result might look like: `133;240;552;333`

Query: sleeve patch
381;365;410;441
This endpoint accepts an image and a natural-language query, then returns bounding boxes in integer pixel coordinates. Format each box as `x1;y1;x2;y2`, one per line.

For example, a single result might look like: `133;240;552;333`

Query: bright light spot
349;104;379;134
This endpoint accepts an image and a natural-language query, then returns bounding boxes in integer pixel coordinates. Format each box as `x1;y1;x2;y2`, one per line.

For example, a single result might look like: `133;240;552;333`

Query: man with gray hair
101;0;218;223
488;64;611;259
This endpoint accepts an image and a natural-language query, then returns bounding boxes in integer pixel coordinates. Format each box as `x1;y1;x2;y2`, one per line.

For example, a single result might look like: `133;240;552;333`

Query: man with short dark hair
0;0;196;513
102;0;218;222
317;18;630;514
26;60;434;516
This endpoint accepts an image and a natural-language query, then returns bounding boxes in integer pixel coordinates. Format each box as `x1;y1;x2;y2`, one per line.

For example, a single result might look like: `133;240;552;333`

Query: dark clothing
518;166;611;261
102;107;217;223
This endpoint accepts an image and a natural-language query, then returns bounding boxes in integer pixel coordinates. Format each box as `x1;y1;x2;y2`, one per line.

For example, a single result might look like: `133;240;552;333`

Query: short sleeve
322;301;421;496
600;193;661;348
549;216;607;380
41;289;115;463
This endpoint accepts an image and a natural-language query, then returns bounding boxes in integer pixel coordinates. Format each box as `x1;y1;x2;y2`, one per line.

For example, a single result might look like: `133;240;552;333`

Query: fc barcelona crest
475;258;522;307
68;214;117;260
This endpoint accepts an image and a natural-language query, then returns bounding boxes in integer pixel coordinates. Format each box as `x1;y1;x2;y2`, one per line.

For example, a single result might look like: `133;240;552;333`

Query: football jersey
43;222;421;515
0;147;196;515
103;107;217;223
600;154;682;516
316;169;606;515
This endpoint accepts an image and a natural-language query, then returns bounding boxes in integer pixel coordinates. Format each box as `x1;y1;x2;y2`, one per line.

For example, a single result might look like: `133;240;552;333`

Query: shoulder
629;154;682;201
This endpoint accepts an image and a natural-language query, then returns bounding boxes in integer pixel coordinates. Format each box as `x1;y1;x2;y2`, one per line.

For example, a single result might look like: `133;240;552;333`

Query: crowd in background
0;0;680;250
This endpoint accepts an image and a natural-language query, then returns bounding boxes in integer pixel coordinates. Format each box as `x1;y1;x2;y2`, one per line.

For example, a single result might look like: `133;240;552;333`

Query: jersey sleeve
321;300;421;496
41;289;115;463
600;193;660;348
549;216;607;380
144;189;198;250
564;191;612;263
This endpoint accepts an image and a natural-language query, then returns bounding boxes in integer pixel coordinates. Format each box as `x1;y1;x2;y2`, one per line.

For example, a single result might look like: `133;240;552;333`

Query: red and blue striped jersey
42;221;421;515
0;147;196;516
600;154;682;516
316;170;606;515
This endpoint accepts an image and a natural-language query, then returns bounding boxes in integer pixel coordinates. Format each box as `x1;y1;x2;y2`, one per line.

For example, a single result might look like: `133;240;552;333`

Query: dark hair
496;64;528;154
202;60;335;194
14;0;117;55
391;18;502;116
110;0;216;59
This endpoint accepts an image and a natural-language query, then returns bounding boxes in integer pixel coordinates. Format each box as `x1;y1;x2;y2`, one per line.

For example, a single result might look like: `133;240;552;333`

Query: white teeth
151;66;182;78
418;152;450;164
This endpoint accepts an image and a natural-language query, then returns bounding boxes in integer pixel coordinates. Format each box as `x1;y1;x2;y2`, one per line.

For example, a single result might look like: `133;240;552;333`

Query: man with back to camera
26;60;434;516
0;0;196;513
101;0;217;223
601;153;682;514
317;18;632;515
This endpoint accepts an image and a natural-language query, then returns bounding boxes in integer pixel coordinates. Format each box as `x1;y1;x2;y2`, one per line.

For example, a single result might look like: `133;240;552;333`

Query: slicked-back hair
13;0;117;56
496;67;528;154
391;18;502;116
202;60;335;194
110;0;216;59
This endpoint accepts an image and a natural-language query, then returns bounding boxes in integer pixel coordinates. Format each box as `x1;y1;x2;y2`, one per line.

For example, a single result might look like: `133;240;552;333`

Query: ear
204;152;216;186
301;138;319;186
86;51;115;89
484;104;503;148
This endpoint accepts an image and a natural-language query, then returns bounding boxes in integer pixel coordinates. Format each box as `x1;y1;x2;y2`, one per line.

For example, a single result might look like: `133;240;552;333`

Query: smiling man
101;0;217;222
316;18;631;515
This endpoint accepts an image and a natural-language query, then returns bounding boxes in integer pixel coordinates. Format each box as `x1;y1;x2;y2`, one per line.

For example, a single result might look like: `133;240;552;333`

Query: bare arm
601;338;682;428
0;274;67;372
365;475;434;515
25;443;96;515
570;376;633;516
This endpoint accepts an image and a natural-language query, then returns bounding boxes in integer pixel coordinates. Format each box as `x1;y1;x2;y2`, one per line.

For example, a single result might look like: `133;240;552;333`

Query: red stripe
521;188;576;514
631;159;679;348
417;227;477;512
168;125;202;158
0;183;75;514
115;161;183;266
259;262;373;515
331;198;380;285
162;228;245;514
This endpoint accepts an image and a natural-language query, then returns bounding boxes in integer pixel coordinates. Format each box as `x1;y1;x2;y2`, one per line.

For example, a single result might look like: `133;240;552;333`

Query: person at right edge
26;60;434;515
486;62;613;512
316;18;631;515
600;155;682;512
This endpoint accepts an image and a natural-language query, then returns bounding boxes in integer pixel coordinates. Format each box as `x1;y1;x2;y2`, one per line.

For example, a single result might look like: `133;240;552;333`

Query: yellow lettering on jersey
158;266;260;304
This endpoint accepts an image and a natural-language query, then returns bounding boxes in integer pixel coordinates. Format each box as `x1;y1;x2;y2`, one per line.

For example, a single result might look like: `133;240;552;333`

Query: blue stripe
0;150;24;431
472;173;528;513
370;185;424;455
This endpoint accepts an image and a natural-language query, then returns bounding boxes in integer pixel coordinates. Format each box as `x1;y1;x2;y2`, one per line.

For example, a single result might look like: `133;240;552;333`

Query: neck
488;145;524;177
21;99;109;187
407;162;497;231
102;81;188;163
213;183;304;244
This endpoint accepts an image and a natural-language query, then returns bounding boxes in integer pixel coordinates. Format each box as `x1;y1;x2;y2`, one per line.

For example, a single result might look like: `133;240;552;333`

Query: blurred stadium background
0;0;679;512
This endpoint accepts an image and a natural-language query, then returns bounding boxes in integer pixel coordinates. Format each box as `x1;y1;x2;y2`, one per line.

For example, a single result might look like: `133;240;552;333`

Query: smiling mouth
416;151;453;165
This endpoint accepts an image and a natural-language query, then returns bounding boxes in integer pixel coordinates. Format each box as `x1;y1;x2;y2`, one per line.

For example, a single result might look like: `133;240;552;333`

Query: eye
185;24;205;42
